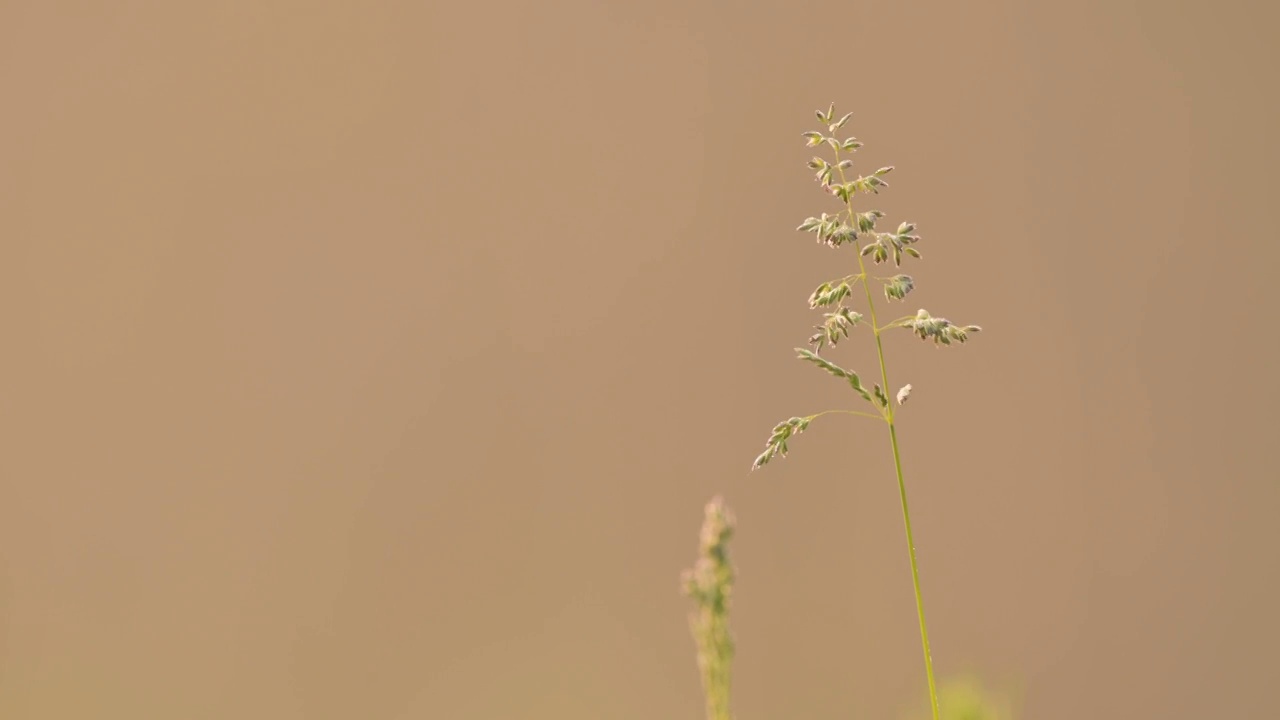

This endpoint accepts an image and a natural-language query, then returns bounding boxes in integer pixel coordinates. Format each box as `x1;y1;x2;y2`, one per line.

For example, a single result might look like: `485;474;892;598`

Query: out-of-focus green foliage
912;677;1016;720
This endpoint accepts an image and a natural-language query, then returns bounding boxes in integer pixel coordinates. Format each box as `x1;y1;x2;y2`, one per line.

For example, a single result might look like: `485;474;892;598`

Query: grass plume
681;496;737;720
749;103;984;720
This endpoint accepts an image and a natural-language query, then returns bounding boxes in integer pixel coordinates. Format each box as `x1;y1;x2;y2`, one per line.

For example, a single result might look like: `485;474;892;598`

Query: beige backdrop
2;1;1277;718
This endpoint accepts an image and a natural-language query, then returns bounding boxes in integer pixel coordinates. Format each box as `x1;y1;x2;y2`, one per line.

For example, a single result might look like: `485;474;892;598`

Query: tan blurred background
1;0;1277;718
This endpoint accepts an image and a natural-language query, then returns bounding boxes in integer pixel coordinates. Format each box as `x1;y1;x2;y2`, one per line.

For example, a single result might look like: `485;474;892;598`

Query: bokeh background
2;1;1277;718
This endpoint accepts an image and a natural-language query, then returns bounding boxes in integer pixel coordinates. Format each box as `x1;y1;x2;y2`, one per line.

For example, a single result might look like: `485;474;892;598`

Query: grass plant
683;103;989;720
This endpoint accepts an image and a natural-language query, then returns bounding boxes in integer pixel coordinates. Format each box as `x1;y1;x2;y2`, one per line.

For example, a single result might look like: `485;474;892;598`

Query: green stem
833;149;941;720
808;409;888;423
878;314;915;332
889;420;940;720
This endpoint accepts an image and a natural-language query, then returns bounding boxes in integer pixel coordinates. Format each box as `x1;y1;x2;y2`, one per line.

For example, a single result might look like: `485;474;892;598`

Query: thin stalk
807;409;888;423
888;420;940;720
834;150;941;720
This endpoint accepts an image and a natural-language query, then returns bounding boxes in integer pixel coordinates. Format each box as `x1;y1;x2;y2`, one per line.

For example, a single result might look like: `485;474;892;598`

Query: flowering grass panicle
750;103;983;720
681;496;737;720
